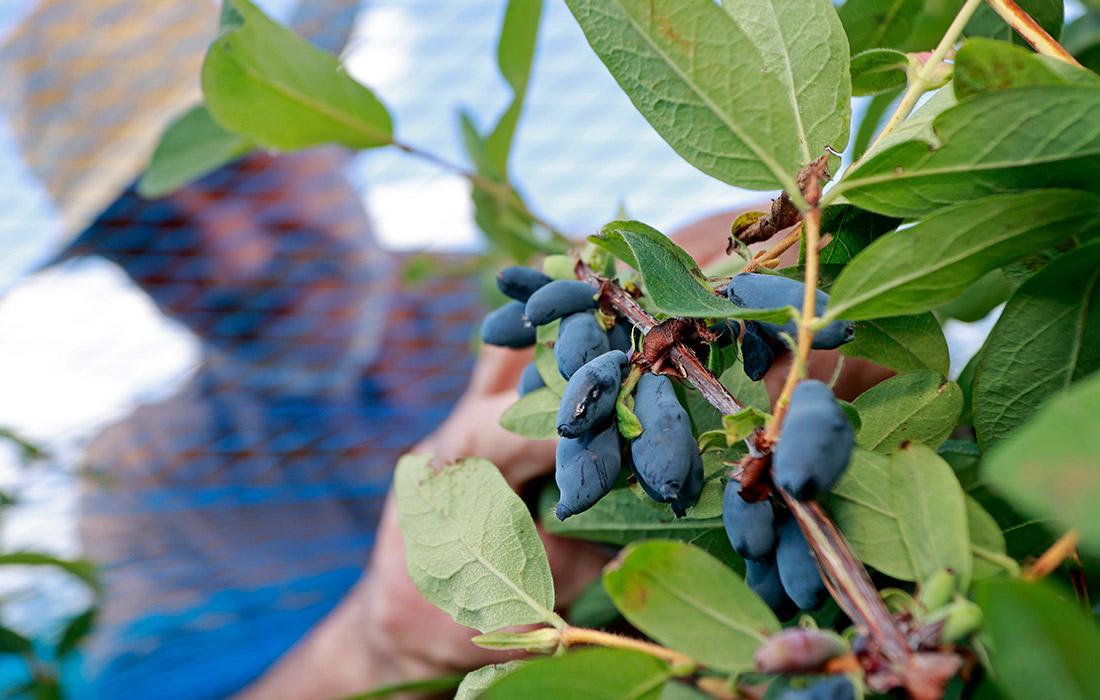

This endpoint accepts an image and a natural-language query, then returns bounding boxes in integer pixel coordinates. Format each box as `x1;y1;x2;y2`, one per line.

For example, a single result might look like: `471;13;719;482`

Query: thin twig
560;627;695;670
743;224;804;274
984;0;1083;66
1023;529;1081;581
861;0;985;159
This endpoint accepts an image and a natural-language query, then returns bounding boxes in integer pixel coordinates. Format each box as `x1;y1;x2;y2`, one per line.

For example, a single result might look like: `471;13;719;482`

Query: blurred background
0;0;1085;697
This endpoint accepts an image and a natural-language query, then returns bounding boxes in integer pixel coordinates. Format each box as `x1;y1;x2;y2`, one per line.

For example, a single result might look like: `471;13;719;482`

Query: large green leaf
852;371;962;453
854;84;956;165
564;0;803;192
721;0;852;159
954;38;1100;100
975;579;1100;700
138;105;253;198
974;242;1100;452
543;488;725;546
890;443;973;587
486;0;543;172
840;313;950;375
202;0;393;150
840;0;961;55
983;371;1100;554
825;449;1007;581
603;541;779;673
394;455;557;632
826;191;1100;321
596;221;792;320
833;86;1100;217
481;649;672;700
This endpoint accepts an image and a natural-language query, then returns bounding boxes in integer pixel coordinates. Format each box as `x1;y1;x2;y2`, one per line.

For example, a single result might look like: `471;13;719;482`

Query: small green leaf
138;105;253;198
723;408;769;443
983;371;1100;555
890;443;973;588
603;541;779;673
535;321;568;395
564;0;803;192
850;49;909;96
500;387;561;440
954;38;1100;100
471;628;560;652
486;0;543;172
852;371;962;453
975;579;1100;700
202;0;393;150
974;241;1100;452
57;608;96;658
840;313;950;375
481;649;672;700
826;191;1100;320
543;488;723;547
339;675;466;700
456;662;527;700
394;455;558;632
834;86;1100;217
0;626;32;655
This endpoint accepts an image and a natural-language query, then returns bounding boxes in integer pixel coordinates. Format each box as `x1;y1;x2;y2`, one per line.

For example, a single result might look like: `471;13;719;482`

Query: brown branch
1023;528;1081;581
575;262;913;668
984;0;1082;66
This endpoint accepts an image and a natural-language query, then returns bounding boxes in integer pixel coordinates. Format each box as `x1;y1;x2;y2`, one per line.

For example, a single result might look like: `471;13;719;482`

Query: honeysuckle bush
148;0;1100;698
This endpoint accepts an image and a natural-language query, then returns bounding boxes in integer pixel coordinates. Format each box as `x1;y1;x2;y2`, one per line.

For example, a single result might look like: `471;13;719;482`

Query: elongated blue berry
630;374;701;514
555;421;622;520
556;350;628;438
745;555;797;621
741;321;775;381
525;280;598;326
497;266;552;302
519;362;545;397
726;273;854;349
481;301;536;348
722;480;777;560
555;312;611;378
772;380;853;501
776;515;828;610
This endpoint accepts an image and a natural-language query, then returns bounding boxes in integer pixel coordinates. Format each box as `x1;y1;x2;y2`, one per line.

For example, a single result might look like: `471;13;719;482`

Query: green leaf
965;0;1063;47
202;0;393;150
840;313;950;375
564;0;803;192
983;371;1100;555
660;682;712;700
834;86;1100;217
954;38;1100;100
138;105;253;198
723;408;769;443
721;0;852;159
394;455;558;632
456;662;527;700
337;676;466;700
56;608;96;658
535;321;569;395
852;371;962;453
826;191;1100;320
818;204;901;265
825;449;1007;581
0;626;32;655
855;84;956;165
500;387;561;440
603;541;779;673
542;488;724;546
567;578;623;628
481;649;672;700
851;49;909;96
974;241;1100;452
934;269;1011;323
0;552;100;593
719;359;773;412
486;0;543;173
840;0;959;55
851;89;902;162
598;221;770;319
975;579;1100;700
890;443;973;587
